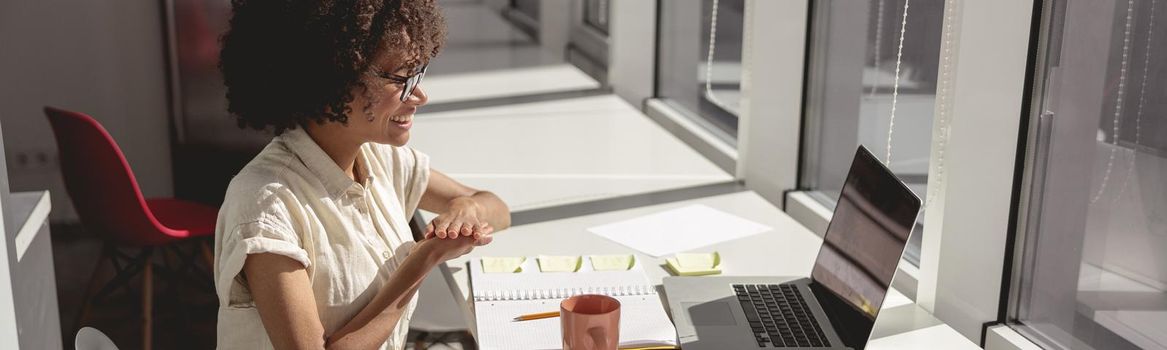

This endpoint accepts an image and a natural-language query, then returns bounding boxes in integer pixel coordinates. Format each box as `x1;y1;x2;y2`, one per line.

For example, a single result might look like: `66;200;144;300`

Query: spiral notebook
470;255;679;350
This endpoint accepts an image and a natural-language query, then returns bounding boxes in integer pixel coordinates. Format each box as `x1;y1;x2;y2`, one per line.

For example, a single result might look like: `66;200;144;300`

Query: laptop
663;146;921;349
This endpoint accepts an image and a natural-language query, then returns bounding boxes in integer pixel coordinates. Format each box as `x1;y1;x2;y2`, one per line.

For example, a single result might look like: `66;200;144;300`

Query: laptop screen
810;146;921;320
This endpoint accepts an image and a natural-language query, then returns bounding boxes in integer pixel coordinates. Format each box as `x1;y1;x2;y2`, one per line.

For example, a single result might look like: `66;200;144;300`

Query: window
657;0;746;139
568;0;610;84
511;0;540;22
800;0;945;265
506;0;540;38
1009;1;1167;349
583;0;609;35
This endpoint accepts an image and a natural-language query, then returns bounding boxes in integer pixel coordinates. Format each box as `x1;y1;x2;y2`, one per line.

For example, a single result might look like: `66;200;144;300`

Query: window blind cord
1114;0;1155;204
869;0;887;98
1091;0;1136;205
886;0;911;166
703;0;730;110
598;0;608;28
927;0;958;206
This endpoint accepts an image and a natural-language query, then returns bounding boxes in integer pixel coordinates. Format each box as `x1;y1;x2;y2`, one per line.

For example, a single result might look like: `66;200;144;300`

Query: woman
214;1;510;349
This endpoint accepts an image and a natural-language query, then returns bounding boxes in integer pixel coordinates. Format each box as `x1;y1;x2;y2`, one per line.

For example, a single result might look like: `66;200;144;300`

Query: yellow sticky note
676;252;719;269
590;255;635;271
665;252;721;276
538;255;582;272
481;257;525;273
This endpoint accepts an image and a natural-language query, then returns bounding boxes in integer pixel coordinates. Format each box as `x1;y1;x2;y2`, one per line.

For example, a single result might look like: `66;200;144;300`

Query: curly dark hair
220;0;446;134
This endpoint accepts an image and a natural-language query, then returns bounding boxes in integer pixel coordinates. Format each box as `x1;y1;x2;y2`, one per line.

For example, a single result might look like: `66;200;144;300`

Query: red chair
45;106;218;350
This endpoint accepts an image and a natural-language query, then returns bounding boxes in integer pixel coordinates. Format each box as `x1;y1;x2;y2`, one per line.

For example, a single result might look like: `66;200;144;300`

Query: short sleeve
214;179;312;307
216;219;310;307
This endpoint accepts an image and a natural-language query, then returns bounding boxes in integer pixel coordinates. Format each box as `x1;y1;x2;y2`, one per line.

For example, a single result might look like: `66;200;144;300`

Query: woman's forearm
419;170;511;238
324;243;440;350
468;190;510;231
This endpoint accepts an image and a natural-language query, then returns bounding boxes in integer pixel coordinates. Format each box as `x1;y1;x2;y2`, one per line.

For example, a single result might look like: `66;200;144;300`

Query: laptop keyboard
733;284;831;348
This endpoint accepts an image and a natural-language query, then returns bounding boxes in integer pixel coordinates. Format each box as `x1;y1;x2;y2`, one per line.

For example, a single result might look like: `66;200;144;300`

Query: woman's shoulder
219;143;306;228
226;143;298;194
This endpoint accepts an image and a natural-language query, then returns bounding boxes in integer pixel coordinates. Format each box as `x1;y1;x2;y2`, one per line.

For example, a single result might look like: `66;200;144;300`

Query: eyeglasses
377;64;428;102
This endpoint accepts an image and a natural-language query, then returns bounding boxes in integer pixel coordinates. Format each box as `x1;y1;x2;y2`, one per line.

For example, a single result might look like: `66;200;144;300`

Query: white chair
75;327;120;350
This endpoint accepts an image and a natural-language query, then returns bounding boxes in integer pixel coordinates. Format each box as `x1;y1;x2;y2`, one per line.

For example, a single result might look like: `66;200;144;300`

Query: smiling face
344;52;429;147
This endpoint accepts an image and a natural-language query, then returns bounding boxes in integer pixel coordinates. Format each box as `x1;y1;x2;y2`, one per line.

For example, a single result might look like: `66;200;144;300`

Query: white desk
411;95;733;212
441;191;978;349
3;191;61;350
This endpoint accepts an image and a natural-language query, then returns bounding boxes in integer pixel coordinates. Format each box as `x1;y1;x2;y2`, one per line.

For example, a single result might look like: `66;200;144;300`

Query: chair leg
92;248;150;302
413;331;429;350
172;242;215;294
201;240;214;270
142;249;154;350
75;244;110;332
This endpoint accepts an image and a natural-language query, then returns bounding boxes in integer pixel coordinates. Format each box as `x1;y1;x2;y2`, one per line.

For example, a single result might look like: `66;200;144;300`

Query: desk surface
7;191;50;262
411;94;732;212
443;191;978;349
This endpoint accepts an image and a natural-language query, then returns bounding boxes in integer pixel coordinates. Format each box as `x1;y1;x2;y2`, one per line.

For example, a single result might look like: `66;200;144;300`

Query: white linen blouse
213;127;430;350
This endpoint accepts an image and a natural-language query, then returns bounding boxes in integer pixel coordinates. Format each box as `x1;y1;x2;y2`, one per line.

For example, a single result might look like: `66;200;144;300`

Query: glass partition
657;0;746;139
800;0;945;265
1010;1;1167;349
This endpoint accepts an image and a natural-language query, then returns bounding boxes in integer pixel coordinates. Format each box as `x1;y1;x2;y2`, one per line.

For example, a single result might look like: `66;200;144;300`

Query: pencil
513;311;560;321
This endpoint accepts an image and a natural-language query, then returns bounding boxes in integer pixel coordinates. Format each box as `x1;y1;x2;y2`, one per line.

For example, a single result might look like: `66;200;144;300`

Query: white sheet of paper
587;204;771;257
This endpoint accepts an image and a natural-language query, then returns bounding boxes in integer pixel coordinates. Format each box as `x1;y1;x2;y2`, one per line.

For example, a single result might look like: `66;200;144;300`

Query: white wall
0;0;174;222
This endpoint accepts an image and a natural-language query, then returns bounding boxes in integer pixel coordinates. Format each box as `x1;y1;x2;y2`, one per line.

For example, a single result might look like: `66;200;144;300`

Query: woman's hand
425;197;495;243
415;234;481;264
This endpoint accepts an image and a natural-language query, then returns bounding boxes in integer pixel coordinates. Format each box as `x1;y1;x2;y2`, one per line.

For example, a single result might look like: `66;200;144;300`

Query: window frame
734;0;809;205
1004;0;1060;344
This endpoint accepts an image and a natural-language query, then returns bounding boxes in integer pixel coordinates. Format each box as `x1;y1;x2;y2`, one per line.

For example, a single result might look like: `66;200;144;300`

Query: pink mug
560;294;621;350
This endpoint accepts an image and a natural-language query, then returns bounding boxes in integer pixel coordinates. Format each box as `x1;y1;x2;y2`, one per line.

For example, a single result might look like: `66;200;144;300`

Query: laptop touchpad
684;301;738;326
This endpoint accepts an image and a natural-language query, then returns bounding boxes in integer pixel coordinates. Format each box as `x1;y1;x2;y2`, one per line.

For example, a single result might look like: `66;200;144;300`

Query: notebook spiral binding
474;284;656;302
